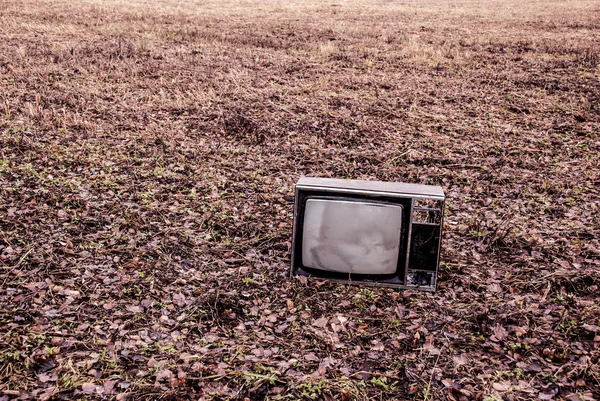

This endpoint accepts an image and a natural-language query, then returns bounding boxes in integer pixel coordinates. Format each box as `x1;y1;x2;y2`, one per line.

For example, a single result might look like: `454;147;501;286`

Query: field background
1;0;599;399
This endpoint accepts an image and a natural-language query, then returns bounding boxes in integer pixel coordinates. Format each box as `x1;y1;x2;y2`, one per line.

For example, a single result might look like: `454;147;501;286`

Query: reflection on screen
302;199;403;274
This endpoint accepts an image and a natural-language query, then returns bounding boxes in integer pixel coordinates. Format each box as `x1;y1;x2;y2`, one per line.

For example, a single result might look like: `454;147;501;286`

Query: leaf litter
0;0;599;400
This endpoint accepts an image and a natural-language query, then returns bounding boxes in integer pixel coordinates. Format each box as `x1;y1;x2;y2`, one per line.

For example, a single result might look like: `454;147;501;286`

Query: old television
290;177;445;291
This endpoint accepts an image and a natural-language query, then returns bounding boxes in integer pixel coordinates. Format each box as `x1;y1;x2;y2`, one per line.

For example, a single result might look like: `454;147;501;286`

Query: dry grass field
1;0;599;399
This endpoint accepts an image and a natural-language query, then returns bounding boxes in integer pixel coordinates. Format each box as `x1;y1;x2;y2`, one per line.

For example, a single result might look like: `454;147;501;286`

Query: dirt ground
1;0;599;399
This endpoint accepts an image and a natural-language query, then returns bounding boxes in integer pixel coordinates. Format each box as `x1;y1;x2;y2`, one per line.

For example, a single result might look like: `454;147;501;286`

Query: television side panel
290;184;302;278
405;198;444;290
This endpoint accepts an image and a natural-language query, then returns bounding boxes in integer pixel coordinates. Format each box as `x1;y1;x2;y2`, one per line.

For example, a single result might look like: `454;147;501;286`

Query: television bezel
290;177;445;291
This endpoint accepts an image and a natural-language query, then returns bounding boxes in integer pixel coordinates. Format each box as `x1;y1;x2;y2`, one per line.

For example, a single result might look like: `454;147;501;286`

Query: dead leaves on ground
1;0;600;399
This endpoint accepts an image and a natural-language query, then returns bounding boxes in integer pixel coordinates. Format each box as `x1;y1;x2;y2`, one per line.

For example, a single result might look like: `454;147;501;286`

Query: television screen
302;198;403;275
290;177;445;291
